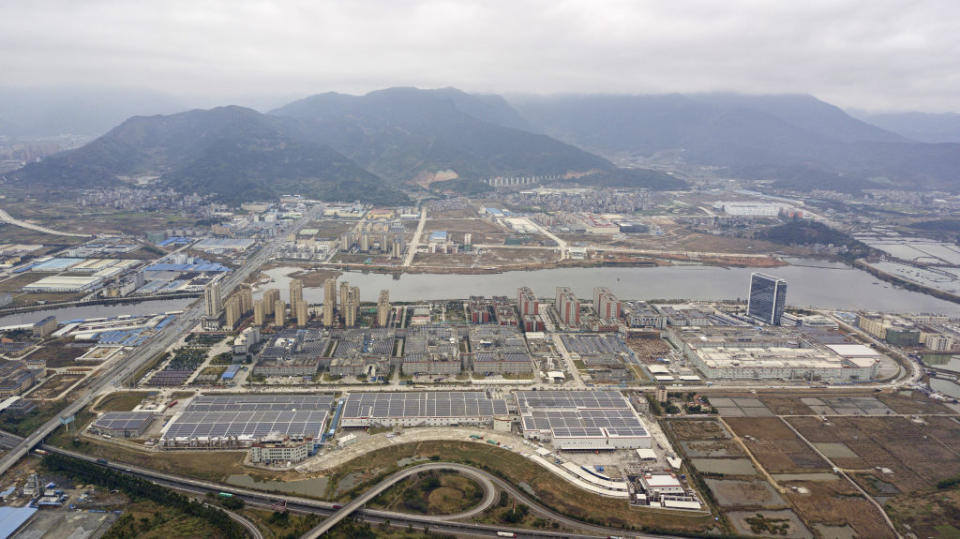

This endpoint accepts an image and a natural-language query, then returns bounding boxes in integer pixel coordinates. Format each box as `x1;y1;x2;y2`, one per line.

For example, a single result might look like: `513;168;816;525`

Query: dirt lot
424;218;509;245
886;487;960;538
788;415;960;494
667;418;731;441
759;396;816;416
877;390;955;414
784;478;896;538
289;268;342;287
93;391;149;412
627;335;670;361
726;509;812;539
30;373;85;399
724;417;829;473
23;341;91;368
704;479;785;508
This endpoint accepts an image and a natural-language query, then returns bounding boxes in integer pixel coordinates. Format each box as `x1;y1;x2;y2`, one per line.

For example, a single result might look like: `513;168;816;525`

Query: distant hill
12;106;407;205
570;168;687;190
849;110;960;143
511;93;960;192
0;86;186;137
270;87;611;182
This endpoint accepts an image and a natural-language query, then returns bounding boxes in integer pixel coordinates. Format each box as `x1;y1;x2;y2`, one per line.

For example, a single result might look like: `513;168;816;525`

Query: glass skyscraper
747;273;787;325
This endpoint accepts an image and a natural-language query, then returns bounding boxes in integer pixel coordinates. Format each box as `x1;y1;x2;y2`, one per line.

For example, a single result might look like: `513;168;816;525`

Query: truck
96;458;108;465
469;434;483;440
217;492;234;498
486;439;500;446
496;532;516;538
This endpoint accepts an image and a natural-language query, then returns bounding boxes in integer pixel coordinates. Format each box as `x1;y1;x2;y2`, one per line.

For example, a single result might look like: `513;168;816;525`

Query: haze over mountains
7;86;960;203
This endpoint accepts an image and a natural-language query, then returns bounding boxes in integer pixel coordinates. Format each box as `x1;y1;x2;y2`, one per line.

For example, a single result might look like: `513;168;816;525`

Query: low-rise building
249;435;314;464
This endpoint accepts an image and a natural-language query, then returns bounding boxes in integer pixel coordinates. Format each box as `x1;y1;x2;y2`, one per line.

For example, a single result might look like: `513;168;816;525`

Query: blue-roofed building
429;231;448;242
0;506;38;538
30;258;83;272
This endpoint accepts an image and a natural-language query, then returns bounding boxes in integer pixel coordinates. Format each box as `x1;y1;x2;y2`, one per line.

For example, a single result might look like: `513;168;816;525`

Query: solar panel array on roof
516;390;649;441
187;394;333;412
164;410;328;440
342;392;508;419
93;411;155;431
515;390;629;410
161;394;334;443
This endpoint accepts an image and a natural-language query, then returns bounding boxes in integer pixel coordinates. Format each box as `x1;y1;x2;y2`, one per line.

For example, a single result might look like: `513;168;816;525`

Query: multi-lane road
0;207;91;237
0;208;320;478
0;430;669;539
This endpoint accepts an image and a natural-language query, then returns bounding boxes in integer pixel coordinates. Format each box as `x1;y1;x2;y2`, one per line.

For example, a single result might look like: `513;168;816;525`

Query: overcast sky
1;0;957;112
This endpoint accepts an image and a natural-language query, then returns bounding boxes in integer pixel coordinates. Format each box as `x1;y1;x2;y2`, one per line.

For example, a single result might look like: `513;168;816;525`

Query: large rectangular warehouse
341;391;508;428
516;390;651;450
160;394;334;449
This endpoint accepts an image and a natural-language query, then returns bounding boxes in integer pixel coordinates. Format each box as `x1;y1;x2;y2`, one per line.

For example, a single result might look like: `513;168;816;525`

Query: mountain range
509;93;960;192
7;86;960;203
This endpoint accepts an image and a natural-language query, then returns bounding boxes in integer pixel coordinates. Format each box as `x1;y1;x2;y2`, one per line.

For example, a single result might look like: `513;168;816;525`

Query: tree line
42;453;247;539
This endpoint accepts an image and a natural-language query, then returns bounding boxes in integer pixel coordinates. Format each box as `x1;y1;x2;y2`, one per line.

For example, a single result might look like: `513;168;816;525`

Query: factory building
161;394;333;450
90;412;155;438
673;327;881;382
340;391;508;428
516;390;651;450
401;326;463;375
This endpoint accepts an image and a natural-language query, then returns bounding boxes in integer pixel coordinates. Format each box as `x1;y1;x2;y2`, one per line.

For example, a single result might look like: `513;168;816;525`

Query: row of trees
42;453;246;539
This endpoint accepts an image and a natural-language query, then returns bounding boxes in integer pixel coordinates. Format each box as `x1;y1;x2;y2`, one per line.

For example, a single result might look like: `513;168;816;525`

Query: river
0;297;197;327
257;259;960;314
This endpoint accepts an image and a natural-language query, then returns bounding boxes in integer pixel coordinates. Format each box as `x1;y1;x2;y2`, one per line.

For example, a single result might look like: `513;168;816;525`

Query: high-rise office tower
204;281;222;317
377;289;391;327
274;299;286;326
253;299;265;326
339;281;350;317
747;273;788;325
224;296;241;329
345;286;360;327
296;300;308;327
239;284;253;314
323;278;337;326
262;288;280;316
555;286;580;327
518;287;539;316
289;279;304;311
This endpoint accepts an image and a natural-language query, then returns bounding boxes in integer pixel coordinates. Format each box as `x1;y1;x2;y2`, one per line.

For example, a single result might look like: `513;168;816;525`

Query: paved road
0;430;674;539
220;505;264;539
0;208;320;477
403;208;427;267
302;462;497;537
0;207;91;237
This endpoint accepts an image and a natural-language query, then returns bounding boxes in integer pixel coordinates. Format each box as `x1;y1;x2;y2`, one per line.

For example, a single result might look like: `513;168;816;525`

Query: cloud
0;0;957;111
